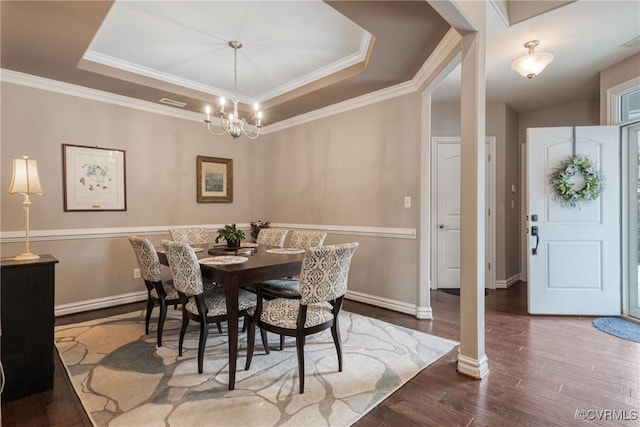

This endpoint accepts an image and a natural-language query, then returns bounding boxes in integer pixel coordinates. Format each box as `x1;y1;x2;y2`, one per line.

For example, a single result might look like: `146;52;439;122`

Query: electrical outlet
133;268;141;279
404;196;412;208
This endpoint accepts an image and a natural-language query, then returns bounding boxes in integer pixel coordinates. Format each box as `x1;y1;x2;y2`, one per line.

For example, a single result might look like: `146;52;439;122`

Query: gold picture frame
62;144;127;211
197;156;233;203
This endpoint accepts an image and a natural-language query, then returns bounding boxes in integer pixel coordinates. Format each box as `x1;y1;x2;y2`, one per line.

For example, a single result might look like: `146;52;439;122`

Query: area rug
592;317;640;343
55;310;457;427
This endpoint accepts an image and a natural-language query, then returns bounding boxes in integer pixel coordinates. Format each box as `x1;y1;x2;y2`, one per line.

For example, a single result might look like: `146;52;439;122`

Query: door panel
528;126;620;315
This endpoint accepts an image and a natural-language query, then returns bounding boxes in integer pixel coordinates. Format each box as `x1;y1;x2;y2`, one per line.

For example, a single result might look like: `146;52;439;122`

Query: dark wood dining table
158;244;305;390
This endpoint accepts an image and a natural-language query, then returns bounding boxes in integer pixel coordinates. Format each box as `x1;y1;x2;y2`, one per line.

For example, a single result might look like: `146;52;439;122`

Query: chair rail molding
1;223;416;243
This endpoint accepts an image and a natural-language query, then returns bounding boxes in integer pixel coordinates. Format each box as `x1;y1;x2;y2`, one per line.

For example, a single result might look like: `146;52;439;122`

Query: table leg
224;278;239;390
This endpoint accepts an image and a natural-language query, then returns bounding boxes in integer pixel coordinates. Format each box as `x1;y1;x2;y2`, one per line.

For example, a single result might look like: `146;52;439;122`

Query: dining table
157;243;305;390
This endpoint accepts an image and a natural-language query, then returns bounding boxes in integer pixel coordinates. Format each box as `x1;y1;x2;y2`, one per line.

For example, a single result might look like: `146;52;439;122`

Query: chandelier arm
207;122;229;136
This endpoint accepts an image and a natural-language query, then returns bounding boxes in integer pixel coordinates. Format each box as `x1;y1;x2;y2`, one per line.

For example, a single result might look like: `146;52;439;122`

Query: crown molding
266;28;461;134
0;68;202;123
263;80;416;133
1;26;460;137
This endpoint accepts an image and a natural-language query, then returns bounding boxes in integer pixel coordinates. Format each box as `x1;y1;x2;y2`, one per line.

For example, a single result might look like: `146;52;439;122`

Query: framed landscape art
62;144;127;211
197;156;233;203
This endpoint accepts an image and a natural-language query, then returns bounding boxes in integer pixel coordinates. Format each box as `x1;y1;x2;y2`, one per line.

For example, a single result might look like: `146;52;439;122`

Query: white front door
527;126;621;315
434;138;494;289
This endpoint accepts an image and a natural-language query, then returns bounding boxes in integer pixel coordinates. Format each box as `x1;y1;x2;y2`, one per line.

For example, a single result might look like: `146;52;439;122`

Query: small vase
227;239;241;249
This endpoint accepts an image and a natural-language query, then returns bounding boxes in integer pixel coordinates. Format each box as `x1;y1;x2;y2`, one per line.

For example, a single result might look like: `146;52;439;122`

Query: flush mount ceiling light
511;40;554;80
204;41;263;140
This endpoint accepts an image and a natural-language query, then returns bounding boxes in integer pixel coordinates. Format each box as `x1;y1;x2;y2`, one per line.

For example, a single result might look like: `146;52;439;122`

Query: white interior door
436;142;462;288
527;126;621;315
434;138;494;289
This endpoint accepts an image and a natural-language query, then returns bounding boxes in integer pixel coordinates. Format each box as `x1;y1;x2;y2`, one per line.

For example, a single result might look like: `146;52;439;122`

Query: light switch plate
404;196;411;208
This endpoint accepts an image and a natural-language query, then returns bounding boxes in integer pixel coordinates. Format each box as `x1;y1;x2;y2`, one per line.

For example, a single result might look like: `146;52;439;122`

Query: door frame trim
430;136;496;290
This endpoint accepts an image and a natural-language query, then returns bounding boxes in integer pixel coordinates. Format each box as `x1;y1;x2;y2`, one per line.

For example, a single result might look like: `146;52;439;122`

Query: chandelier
204;41;263;139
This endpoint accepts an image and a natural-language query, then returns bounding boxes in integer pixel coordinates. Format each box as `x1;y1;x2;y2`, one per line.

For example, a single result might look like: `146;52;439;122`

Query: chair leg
296;331;305;393
198;320;208;374
245;317;256;370
145;297;154;335
157;300;168;347
260;327;270;355
179;309;189;357
242;316;247;333
279;334;285;350
216;322;223;334
331;317;343;372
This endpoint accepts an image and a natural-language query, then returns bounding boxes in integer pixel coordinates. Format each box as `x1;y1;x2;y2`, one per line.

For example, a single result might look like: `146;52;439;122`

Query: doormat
439;288;488;296
592;317;640;343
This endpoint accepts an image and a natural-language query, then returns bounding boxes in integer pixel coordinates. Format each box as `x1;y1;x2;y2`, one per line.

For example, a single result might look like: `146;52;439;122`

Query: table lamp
8;156;44;260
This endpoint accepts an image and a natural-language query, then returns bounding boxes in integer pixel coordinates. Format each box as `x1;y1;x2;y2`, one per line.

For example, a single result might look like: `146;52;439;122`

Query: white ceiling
85;1;370;105
432;0;640;112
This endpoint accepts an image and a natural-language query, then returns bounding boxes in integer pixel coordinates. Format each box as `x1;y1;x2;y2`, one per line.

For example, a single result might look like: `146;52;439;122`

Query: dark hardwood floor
3;282;639;426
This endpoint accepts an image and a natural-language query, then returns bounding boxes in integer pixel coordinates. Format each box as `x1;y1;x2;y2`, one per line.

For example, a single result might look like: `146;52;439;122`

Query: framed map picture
63;144;127;211
197;156;233;203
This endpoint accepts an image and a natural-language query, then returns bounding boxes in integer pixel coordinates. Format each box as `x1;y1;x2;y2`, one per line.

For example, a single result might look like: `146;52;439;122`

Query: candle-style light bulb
205;105;211;122
219;97;226;115
254;102;260;112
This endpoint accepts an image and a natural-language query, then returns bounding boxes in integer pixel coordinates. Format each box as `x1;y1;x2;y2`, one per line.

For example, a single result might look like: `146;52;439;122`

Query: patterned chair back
162;240;204;297
289;230;327;250
256;228;289;247
128;236;162;282
169;227;209;245
298;242;359;305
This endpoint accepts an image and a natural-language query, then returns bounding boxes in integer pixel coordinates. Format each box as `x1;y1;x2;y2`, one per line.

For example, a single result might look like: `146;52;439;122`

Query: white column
458;1;489;379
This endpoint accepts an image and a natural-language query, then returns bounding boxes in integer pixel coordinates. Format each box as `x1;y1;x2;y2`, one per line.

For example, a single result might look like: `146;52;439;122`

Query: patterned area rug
55;310;457;427
592;317;640;343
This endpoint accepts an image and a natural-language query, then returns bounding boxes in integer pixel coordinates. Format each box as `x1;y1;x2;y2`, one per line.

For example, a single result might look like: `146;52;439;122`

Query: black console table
1;254;58;403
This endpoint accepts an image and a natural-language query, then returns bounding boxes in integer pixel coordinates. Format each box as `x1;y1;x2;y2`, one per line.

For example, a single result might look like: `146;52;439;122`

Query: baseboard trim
495;274;521;289
55;291;147;317
345;289;419;317
55;288;427;319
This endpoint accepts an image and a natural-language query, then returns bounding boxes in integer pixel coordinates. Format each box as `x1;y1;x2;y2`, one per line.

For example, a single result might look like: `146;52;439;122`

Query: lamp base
14;251;40;261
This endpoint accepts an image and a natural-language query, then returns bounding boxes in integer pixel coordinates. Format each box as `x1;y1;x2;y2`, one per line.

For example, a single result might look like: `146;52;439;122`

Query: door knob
439;224;448;230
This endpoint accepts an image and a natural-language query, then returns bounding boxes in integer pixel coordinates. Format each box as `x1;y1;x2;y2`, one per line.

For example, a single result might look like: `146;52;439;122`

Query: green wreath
550;155;604;208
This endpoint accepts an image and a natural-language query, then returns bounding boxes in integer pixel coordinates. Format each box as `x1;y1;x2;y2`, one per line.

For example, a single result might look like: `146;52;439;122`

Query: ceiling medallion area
204;41;263;140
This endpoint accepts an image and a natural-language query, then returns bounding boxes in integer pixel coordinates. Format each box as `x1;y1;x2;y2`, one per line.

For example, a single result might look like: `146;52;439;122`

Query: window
621;88;640;122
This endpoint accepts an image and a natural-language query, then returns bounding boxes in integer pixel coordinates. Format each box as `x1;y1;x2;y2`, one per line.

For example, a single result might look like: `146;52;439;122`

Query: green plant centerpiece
215;224;245;248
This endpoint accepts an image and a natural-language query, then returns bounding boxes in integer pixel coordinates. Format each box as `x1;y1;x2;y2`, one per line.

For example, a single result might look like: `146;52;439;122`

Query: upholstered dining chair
254;230;328;350
245;242;359;393
169;227;210;245
162;240;261;374
128;236;180;347
259;230;327;289
256;228;289;247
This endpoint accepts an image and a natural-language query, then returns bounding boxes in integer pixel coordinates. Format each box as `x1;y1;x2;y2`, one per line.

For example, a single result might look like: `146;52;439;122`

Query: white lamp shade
511;52;554;79
9;156;44;195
